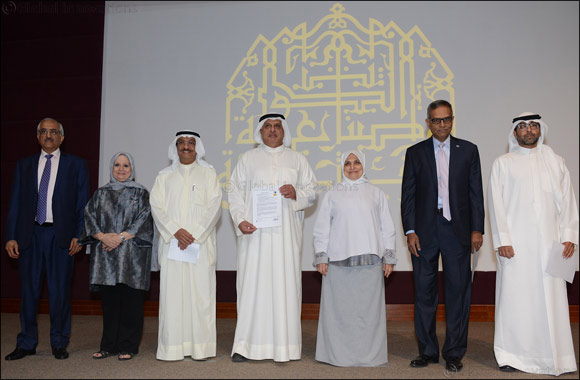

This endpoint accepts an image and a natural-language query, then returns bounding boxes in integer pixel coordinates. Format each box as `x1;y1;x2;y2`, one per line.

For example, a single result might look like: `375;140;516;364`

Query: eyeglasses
39;129;61;136
176;139;196;146
429;116;453;125
516;121;540;131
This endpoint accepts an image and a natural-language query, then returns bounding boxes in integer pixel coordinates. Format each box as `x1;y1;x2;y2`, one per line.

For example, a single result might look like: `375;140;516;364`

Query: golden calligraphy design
223;3;454;207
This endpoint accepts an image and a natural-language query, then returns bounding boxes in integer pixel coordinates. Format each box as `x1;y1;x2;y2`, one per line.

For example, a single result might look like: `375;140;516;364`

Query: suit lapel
448;136;460;184
32;154;41;191
54;152;67;193
425;137;438;186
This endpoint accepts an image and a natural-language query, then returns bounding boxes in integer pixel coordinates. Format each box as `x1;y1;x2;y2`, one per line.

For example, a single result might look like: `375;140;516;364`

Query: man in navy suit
401;100;484;373
4;118;90;361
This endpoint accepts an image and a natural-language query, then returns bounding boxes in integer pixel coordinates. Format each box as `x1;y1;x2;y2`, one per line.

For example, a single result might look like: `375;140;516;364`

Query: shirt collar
260;144;286;153
432;136;450;150
40;148;61;159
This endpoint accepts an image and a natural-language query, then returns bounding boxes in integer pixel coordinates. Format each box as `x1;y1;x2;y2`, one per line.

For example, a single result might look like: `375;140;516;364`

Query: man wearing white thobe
150;131;222;361
488;112;578;375
229;113;318;362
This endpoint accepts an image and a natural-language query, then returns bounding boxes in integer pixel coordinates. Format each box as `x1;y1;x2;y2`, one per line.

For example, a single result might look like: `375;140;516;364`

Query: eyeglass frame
38;128;62;136
515;121;540;131
429;116;453;125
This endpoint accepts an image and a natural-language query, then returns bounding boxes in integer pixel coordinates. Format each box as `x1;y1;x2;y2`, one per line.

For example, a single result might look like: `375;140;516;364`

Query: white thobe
150;161;222;360
488;146;579;376
228;144;317;361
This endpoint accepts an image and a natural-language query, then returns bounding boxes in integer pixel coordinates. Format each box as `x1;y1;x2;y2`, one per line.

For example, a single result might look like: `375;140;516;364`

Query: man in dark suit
401;100;484;373
4;118;90;361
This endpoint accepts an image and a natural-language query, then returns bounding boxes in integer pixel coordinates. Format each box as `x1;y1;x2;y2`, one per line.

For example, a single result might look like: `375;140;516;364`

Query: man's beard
517;133;539;146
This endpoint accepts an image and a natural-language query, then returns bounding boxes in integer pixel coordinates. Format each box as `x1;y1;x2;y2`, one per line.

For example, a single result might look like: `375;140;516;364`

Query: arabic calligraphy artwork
222;3;454;207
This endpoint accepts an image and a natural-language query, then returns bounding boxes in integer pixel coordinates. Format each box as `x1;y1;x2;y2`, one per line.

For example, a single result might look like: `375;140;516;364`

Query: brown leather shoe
410;354;439;367
5;347;36;361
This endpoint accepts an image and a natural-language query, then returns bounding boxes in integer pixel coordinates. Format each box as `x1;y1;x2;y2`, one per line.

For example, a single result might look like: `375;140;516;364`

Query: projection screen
100;1;579;271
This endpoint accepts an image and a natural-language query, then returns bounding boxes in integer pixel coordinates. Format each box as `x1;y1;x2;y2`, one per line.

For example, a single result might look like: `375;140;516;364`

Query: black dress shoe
445;356;463;372
5;347;36;361
231;353;248;362
410;354;439;367
499;365;517;372
52;348;69;360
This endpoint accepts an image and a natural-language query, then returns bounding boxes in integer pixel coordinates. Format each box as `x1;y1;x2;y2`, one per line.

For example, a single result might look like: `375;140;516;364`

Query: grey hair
426;99;453;119
36;118;65;136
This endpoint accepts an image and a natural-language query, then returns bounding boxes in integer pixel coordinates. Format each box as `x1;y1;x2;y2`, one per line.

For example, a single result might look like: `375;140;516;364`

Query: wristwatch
120;233;126;242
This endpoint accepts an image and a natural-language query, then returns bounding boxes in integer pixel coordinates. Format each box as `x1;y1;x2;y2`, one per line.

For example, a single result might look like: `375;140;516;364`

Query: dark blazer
5;152;90;250
401;135;484;246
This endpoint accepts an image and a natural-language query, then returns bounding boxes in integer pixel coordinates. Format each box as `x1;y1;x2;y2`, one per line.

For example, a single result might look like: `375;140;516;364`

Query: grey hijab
102;152;146;190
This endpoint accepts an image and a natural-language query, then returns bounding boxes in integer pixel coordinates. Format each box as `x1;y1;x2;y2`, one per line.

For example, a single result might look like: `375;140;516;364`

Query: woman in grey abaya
79;152;154;361
312;149;397;367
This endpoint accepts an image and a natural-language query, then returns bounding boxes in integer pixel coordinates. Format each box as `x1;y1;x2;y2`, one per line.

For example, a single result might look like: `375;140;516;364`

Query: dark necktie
36;154;53;224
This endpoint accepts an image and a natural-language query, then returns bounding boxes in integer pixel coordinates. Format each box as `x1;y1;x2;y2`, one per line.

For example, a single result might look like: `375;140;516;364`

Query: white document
471;250;479;283
167;238;200;264
252;189;282;228
545;240;578;283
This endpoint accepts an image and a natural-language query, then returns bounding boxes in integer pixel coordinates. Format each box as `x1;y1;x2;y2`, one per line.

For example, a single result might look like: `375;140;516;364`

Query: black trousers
98;283;145;354
411;213;472;360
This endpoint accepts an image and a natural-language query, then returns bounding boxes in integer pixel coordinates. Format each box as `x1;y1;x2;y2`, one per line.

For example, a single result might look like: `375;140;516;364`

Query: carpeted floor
1;313;578;379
